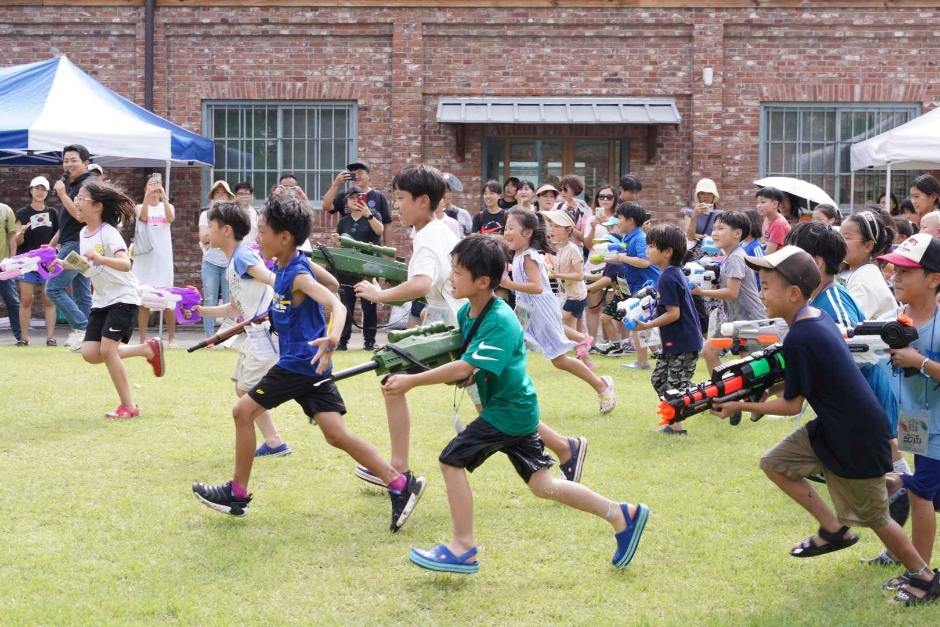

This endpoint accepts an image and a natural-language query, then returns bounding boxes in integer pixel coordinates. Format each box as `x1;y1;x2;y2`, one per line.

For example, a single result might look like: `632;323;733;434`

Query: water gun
139;285;202;325
618;286;659;330
328;322;464;383
656;343;786;426
0;246;63;281
305;235;407;286
701;236;721;256
682;260;721;289
247;244;277;271
839;315;919;375
709;318;789;349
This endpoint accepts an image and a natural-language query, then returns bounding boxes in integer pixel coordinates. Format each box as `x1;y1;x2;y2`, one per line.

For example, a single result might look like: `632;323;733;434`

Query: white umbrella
754;177;837;207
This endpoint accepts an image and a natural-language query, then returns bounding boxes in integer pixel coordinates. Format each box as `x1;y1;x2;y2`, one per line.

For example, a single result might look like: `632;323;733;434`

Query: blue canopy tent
0;56;213;192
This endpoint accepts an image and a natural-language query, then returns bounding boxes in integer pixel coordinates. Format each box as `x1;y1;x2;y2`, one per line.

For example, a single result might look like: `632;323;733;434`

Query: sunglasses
597;194;615;200
561;187;570;192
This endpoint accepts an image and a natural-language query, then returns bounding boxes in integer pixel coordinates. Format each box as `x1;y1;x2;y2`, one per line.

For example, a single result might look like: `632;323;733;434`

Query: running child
502;208;616;414
544;210;595;367
629;225;703;435
72;181;165;418
875;234;940;603
193;196;426;531
381;235;649;574
194;201;291;458
711;246;938;607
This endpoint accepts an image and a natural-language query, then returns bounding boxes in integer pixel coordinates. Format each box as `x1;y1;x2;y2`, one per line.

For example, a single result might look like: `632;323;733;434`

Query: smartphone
284;186;296;198
151;173;162;184
343;171;354;181
701;203;714;214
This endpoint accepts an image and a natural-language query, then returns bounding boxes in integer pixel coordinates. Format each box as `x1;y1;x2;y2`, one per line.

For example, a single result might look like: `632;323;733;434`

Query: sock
231;480;248;499
265;434;282;448
387;473;407;494
894;458;912;475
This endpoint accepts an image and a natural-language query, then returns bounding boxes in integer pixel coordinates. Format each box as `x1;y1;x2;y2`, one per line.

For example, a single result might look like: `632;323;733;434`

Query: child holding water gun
71;181;166;418
502;208;616;414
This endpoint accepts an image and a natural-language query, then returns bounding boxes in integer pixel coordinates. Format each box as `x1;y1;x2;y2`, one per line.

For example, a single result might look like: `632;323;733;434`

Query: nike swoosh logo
108;327;121;333
471;341;503;361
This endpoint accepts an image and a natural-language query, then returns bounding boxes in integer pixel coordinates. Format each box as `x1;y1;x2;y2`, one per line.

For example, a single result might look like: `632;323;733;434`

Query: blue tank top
271;251;330;377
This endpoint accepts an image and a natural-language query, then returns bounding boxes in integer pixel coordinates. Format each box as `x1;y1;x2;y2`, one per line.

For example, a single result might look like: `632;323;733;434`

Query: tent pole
165;161;171;197
885;163;892;210
849;170;855;213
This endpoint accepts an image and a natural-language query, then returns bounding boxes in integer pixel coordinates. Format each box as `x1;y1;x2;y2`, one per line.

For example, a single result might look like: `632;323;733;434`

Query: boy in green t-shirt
382;235;650;574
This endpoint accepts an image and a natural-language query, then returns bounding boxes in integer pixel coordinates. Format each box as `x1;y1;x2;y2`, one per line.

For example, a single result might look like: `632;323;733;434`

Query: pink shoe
146;338;165;377
575;335;593;359
105;404;140;419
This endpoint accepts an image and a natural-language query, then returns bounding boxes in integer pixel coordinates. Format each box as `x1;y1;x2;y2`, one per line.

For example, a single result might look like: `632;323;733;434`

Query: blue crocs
409;544;479;574
612;503;649;568
255;442;292;458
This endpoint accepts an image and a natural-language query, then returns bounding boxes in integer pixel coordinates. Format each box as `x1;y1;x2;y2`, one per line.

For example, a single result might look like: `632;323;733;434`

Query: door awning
436;97;680;125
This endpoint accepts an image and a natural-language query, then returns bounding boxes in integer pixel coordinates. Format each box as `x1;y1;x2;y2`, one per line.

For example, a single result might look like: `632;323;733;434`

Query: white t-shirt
846;262;897;320
437;213;461;238
409;219;464;326
81;223;141;309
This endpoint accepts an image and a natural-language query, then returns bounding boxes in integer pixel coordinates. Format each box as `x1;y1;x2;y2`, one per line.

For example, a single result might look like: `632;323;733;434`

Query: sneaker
15;339;28;347
146;338;165;377
255;442;292;458
105;404;140;419
336;342;348;352
598;375;616;414
363;342;375;351
593;341;621;356
390;471;427;532
559;437;588;483
355;465;388;487
860;549;903;567
620;340;637;354
192;481;252;517
46;338;57;347
67;330;85;352
620;362;651;370
167;342;179;349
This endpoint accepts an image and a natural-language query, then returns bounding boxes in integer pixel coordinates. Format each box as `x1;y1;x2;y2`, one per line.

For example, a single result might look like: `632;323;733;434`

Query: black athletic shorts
85;303;138;344
247;365;347;418
439;417;554;483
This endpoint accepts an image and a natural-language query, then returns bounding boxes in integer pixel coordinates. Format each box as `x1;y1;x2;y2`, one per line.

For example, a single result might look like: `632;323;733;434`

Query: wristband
920;357;931;376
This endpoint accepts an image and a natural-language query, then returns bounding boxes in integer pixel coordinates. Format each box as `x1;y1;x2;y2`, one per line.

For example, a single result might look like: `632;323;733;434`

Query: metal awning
436;97;680;125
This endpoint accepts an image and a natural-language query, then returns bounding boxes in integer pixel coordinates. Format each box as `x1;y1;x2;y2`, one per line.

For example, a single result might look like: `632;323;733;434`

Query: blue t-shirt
783;313;892;479
620;228;661;293
655;265;703;355
878;306;940;460
270;251;330;378
742;238;765;289
231;243;261;279
811;284;899;434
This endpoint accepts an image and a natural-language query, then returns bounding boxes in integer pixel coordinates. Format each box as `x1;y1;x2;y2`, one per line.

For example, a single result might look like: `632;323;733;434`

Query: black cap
346;161;370;173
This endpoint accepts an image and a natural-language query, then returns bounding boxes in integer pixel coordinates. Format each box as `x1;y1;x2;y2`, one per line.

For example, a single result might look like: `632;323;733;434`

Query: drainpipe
144;0;155;111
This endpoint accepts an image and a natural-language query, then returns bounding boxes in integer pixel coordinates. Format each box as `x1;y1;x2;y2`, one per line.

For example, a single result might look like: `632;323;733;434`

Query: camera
151;173;162;184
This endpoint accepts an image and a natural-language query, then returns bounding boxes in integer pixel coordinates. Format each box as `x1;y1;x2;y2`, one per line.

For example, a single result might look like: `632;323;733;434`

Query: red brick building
1;1;937;292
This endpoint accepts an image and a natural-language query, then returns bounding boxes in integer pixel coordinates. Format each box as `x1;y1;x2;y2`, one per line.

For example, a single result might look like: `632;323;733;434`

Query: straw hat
208;180;235;200
536;184;560;196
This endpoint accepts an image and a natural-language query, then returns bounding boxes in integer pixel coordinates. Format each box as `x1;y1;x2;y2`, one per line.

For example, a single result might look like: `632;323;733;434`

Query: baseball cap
544;210;576;229
878;233;940;273
346;161;370;173
536;184;559;196
29;176;50;190
88;164;103;175
345;185;364;196
745;245;820;295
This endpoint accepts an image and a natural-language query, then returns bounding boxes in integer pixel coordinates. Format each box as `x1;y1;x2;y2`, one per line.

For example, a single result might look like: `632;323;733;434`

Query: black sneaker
192;480;252;517
336;342;348;352
363;341;375;351
389;471;426;532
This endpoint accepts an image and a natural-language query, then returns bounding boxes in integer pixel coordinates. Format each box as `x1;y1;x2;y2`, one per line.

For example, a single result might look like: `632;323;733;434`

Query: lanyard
896;305;939;411
790;306;810;326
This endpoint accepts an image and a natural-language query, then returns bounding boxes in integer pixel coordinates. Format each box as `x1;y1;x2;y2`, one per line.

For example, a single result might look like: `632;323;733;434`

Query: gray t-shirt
721;245;765;322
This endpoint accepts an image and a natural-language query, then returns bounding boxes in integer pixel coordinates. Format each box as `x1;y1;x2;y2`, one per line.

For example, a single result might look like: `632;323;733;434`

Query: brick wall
2;4;939;319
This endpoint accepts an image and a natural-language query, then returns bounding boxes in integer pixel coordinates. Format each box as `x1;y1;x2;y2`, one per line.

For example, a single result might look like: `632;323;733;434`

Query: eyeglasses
73;195;89;203
597;194;615;200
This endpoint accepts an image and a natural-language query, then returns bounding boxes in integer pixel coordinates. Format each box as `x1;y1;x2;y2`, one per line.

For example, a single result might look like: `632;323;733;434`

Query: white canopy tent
849;107;940;211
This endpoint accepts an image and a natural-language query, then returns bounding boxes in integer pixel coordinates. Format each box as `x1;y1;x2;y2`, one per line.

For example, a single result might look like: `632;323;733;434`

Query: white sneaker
598;375;616;414
65;330;84;351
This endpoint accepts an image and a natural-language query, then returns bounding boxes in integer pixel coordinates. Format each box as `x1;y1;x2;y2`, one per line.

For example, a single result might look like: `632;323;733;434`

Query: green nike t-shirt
459;298;540;436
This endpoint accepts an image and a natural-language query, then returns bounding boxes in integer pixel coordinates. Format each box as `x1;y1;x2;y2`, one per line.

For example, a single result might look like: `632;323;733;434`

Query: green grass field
1;345;938;625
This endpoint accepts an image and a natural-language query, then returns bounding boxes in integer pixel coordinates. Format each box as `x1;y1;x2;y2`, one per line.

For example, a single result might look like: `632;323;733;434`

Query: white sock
894;458;912;475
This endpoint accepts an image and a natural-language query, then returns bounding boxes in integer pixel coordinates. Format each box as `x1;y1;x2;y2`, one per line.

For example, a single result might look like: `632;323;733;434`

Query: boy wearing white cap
13;176;59;346
711;245;938;606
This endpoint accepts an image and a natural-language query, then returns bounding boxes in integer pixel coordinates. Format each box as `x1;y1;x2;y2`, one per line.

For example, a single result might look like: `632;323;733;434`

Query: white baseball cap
88;164;103;175
30;176;50;190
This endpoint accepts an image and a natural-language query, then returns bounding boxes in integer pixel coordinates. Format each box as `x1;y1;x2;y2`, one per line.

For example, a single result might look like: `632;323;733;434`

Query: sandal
559;437;588;483
790;525;859;558
15;339;28;347
409;544;479;574
612;503;649;568
891;570;940;606
575;335;593;359
882;573;910;591
46;338;57;347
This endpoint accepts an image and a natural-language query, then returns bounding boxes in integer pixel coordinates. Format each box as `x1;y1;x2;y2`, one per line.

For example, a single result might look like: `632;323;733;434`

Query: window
484;138;628;203
760;104;919;209
204;102;357;207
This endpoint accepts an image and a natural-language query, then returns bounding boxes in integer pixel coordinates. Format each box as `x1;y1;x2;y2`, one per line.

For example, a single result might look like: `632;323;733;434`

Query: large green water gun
305;235;408;285
329;322;464;382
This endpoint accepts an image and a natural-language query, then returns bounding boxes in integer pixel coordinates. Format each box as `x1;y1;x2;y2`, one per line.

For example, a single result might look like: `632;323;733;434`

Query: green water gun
305;235;408;285
329;322;464;382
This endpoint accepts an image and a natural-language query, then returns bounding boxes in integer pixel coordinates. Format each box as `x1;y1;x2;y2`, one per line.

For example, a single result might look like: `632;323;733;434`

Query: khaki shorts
759;425;890;528
231;350;279;393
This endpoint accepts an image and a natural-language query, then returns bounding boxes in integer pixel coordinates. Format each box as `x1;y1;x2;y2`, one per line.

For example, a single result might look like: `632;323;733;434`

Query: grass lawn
1;345;938;625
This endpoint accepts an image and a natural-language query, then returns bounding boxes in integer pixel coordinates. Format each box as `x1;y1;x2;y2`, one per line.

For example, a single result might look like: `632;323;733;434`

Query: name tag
898;408;930;456
245;324;277;359
513;301;533;333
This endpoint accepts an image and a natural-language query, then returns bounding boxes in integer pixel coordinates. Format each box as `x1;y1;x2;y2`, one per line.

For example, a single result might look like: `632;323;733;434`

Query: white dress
512;248;576;360
132;202;174;288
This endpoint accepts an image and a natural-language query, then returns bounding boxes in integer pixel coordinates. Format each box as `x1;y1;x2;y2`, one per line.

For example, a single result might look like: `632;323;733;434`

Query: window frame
758;102;920;209
202;100;358;209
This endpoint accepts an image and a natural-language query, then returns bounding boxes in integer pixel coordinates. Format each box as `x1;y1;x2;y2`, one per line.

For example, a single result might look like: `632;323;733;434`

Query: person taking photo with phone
133;173;177;346
322;161;393;244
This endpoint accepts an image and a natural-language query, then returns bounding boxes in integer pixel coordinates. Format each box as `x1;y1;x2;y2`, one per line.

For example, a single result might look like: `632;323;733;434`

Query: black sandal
892;570;940;606
790;526;859;558
882;573;910;591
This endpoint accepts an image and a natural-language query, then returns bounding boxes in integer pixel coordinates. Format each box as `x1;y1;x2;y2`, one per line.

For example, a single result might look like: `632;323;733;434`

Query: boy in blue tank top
193;197;426;532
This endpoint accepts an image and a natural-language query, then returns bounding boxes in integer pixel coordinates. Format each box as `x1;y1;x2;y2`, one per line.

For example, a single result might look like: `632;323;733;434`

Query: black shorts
85;303;138;344
247;365;347;419
410;300;427;319
439;417;554;483
562;297;588;319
